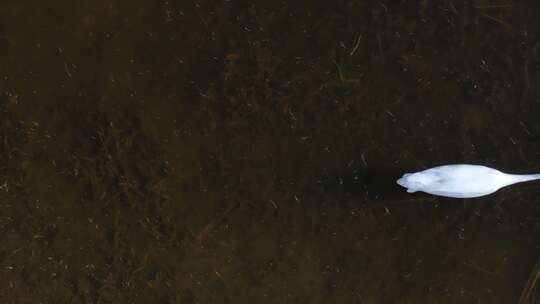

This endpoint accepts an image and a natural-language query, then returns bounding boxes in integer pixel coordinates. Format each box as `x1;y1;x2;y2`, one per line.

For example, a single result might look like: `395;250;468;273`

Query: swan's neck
503;173;540;185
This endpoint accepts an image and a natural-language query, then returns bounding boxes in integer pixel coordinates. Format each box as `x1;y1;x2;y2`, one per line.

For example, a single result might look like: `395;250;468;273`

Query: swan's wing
426;190;495;198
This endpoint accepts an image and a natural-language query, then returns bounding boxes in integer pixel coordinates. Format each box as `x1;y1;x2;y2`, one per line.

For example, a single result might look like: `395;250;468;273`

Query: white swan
397;164;540;198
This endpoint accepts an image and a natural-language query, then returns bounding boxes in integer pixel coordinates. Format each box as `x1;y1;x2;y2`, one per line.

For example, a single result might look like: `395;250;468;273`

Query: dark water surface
1;1;540;303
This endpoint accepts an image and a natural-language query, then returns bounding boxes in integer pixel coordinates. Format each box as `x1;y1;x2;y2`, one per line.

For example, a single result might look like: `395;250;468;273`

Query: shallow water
0;1;539;303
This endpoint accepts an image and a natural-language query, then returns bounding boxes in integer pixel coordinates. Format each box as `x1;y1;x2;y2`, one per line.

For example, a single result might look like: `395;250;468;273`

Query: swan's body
397;164;540;198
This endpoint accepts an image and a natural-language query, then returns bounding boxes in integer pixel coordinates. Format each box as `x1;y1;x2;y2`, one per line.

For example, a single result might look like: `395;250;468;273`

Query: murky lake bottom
0;1;539;303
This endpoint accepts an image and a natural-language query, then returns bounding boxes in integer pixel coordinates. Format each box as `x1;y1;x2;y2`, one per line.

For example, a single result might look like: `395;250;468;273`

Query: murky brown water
1;1;539;303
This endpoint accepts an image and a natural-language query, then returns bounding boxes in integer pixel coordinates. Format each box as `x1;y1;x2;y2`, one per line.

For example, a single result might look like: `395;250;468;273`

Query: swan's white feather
397;164;540;198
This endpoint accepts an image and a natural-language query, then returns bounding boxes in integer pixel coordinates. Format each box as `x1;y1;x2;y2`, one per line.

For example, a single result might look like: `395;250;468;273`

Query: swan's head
397;172;433;193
